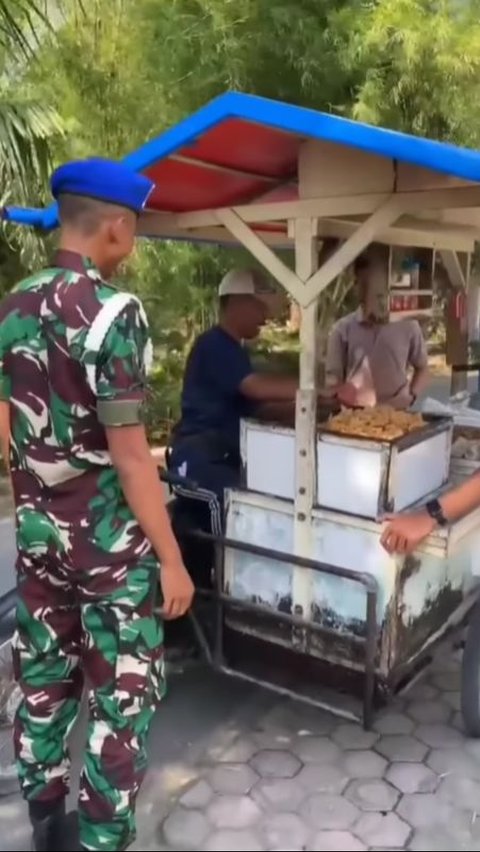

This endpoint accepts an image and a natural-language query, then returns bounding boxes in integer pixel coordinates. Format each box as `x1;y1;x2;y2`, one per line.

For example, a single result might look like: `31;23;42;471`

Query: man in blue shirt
169;268;344;507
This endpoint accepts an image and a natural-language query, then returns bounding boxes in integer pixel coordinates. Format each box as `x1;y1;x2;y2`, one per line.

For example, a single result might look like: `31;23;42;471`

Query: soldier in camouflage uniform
0;159;194;851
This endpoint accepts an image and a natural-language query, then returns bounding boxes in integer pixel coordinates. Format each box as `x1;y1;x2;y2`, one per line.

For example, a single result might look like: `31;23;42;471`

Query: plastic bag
421;393;480;425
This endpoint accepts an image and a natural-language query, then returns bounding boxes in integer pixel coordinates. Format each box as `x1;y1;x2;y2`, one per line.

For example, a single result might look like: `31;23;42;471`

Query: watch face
427;500;447;526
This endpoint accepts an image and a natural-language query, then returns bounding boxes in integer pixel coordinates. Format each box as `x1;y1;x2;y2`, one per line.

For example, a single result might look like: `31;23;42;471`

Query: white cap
218;268;267;297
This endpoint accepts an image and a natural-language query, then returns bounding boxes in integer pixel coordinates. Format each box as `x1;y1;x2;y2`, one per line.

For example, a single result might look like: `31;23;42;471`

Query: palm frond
0;1;85;58
0;95;63;271
0;97;64;204
0;0;50;56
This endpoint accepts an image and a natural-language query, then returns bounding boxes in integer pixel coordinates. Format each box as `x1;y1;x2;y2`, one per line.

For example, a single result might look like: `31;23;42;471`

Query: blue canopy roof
5;91;480;230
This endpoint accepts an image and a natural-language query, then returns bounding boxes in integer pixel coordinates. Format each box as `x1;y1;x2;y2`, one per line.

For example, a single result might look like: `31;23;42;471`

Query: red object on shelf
454;291;468;333
390;294;401;312
454;291;466;320
407;295;418;310
390;292;423;313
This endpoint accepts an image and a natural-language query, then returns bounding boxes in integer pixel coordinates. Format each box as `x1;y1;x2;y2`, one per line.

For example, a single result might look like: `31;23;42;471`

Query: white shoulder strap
84;292;153;395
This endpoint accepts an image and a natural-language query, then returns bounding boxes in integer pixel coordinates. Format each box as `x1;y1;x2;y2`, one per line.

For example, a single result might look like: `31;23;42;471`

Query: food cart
6;91;480;731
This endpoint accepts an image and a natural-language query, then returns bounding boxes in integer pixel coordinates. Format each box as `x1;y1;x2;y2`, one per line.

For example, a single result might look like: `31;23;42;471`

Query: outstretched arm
381;471;480;555
240;372;298;402
241;372;356;408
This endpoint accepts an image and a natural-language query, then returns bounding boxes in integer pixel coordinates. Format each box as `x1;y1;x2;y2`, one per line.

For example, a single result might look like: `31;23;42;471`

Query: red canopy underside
144;118;300;215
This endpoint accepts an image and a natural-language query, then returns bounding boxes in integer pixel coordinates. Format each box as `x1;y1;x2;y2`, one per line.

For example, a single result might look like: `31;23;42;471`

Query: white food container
241;415;453;519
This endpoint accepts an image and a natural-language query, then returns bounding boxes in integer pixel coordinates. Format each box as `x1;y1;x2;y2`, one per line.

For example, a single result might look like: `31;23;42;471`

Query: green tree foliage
0;0;66;280
135;0;362;116
342;0;480;144
0;1;50;57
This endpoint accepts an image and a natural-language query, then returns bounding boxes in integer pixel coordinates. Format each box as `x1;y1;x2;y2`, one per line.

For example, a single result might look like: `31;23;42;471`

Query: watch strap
426;498;448;528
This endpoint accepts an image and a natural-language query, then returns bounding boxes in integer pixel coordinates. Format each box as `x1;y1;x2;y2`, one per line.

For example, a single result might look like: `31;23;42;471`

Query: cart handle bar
190;529;379;594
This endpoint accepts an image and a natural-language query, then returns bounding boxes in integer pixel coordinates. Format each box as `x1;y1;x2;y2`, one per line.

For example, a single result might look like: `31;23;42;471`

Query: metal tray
318;413;452;450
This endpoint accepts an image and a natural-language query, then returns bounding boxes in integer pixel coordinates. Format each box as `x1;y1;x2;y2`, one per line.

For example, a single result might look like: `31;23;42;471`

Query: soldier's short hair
57;193;130;236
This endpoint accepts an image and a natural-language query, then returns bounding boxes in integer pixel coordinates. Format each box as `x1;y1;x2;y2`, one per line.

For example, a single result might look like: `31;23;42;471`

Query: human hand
387;387;416;410
335;382;361;408
380;510;436;555
160;559;195;619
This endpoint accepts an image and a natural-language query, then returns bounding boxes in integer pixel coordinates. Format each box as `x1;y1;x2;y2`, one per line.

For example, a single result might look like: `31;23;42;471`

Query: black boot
30;801;79;851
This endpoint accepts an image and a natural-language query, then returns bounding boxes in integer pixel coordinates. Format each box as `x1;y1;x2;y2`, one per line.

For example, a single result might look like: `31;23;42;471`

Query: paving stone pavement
155;649;480;852
3;651;480;851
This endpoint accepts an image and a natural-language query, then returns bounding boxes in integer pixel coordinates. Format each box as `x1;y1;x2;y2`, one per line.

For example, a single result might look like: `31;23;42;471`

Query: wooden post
292;218;318;648
468;272;480;392
467;271;480;343
443;251;471;395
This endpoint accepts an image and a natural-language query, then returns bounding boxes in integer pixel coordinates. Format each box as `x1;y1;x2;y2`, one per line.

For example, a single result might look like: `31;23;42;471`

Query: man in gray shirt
326;255;430;408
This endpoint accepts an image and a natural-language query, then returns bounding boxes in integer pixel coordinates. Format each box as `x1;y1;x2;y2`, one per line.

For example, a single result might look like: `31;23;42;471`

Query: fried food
324;406;424;441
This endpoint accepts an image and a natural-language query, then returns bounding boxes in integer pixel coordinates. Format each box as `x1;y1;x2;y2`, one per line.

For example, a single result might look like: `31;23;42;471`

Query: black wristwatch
425;498;449;528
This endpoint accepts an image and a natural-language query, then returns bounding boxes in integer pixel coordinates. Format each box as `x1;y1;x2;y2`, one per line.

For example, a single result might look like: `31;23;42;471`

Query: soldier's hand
160;560;195;620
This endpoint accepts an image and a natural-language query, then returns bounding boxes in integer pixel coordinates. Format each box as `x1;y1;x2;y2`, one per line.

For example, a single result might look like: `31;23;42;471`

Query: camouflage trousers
12;549;165;852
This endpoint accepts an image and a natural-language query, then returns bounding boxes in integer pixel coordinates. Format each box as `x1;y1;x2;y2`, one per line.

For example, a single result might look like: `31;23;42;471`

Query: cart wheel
461;598;480;738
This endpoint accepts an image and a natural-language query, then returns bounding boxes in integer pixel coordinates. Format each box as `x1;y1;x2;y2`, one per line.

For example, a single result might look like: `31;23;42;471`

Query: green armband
97;398;145;427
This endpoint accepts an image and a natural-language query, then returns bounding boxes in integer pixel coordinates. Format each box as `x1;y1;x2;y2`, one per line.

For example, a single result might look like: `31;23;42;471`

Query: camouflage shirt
0;250;153;568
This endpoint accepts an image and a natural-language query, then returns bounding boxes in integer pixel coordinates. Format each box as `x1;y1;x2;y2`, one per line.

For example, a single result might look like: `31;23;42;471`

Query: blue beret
50;157;154;214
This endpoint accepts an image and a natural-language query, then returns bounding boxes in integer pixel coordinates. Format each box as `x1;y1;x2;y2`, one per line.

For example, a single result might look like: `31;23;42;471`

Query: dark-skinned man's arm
240;372;357;407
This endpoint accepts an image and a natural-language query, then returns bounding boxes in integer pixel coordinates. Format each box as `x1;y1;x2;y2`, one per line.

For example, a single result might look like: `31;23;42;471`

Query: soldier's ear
105;216;123;247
